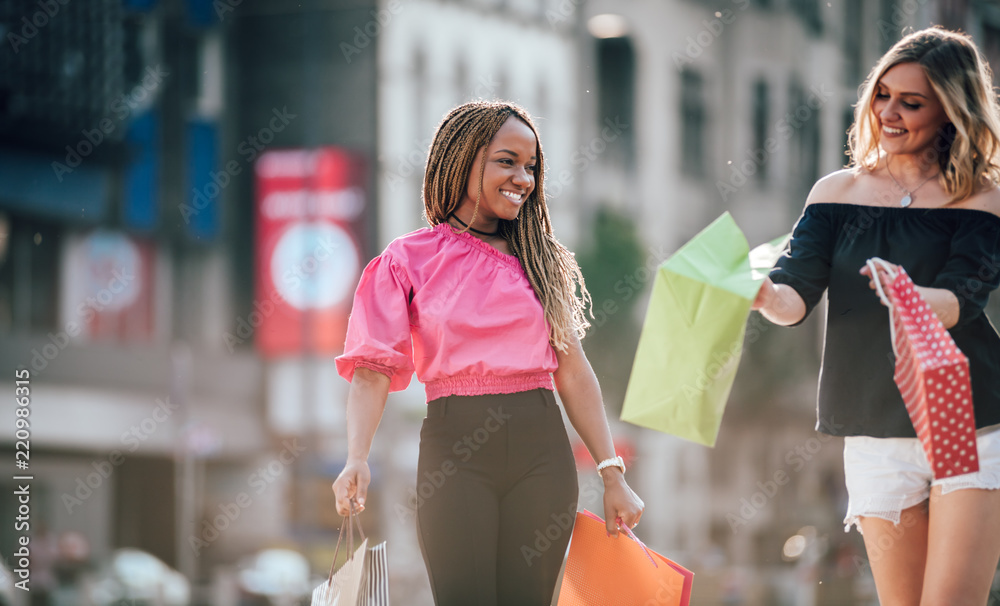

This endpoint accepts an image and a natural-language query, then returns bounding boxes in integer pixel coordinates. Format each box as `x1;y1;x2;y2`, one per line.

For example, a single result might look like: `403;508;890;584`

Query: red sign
254;148;367;357
62;230;155;342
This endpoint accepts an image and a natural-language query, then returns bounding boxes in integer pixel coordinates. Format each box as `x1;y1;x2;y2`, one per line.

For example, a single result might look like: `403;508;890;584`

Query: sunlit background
1;0;1000;604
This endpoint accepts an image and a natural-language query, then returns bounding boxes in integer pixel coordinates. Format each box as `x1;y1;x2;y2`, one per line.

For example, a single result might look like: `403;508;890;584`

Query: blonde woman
332;101;644;605
754;28;1000;605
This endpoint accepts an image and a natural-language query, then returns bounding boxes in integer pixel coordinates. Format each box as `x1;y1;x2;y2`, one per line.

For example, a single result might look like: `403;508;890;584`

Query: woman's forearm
915;285;960;329
345;367;391;462
558;374;629;486
554;337;644;533
559;374;616;464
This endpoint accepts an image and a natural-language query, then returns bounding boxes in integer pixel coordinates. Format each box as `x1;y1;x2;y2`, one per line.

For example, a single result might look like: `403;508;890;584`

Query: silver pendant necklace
885;160;938;207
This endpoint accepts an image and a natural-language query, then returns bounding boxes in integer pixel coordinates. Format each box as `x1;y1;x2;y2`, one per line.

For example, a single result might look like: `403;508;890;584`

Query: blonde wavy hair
848;27;1000;202
422;101;591;352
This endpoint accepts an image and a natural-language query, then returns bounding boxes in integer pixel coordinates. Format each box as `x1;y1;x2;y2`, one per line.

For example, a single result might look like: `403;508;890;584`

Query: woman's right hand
752;276;776;311
332;459;371;516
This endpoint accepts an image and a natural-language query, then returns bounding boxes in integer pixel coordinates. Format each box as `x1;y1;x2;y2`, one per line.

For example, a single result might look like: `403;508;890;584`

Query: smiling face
457;116;537;224
872;62;951;158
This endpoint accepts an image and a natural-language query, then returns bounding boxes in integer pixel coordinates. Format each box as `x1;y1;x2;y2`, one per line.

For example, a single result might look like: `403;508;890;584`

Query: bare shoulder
955;184;1000;218
804;168;861;208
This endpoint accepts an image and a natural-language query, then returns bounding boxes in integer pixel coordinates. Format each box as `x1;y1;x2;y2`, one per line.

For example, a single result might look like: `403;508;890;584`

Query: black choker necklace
449;214;499;237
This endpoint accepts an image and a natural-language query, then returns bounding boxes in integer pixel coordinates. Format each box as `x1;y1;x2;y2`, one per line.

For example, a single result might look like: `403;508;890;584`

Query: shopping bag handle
617;516;659;569
866;257;899;358
580;510;658;568
327;500;367;585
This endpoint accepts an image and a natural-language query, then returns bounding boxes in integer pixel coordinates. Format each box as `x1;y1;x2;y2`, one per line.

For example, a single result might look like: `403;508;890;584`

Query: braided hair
422;100;592;352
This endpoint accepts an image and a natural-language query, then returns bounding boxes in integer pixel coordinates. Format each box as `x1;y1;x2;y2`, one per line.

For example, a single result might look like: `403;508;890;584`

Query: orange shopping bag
557;511;693;606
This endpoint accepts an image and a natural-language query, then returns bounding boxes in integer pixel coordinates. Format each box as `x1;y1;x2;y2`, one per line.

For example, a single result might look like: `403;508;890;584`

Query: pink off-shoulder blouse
335;222;558;402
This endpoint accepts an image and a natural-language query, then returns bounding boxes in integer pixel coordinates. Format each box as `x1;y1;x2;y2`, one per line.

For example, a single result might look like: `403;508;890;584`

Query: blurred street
1;0;999;604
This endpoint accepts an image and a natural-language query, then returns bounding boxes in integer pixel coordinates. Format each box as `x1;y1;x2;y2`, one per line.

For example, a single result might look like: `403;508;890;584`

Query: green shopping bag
620;212;787;446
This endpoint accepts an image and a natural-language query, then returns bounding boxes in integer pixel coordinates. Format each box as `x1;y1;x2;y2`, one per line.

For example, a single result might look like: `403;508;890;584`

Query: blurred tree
576;206;646;413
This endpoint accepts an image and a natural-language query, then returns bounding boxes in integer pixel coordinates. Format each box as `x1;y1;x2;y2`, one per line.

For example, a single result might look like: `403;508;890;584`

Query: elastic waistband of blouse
424;372;554;402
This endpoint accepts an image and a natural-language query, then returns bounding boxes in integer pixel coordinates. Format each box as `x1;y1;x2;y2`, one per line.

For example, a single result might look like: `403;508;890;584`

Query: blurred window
680;68;707;178
496;72;510;102
752;78;770;183
455;58;470;103
596;36;635;167
414;47;428;138
791;0;823;35
937;0;969;31
981;21;1000;77
842;105;855;164
787;80;822;202
0;1;156;153
800;108;822;198
879;0;899;52
536;82;549;123
0;217;60;335
843;0;864;85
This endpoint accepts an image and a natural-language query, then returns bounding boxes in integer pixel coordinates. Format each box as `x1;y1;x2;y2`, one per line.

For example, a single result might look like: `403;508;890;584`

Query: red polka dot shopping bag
867;257;979;480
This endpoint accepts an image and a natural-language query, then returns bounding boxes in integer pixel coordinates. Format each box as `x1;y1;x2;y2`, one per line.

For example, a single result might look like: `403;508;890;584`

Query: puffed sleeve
929;217;1000;330
335;251;415;391
769;204;835;326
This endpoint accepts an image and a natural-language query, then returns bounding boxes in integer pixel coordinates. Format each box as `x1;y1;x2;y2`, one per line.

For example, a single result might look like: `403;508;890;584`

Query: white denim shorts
843;424;1000;534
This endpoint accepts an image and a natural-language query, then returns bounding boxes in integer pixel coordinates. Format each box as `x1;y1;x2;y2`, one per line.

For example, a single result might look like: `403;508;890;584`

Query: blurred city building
1;0;999;605
0;0;380;601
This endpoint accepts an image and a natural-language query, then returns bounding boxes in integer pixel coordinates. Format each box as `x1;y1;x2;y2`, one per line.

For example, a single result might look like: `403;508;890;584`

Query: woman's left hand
601;470;645;537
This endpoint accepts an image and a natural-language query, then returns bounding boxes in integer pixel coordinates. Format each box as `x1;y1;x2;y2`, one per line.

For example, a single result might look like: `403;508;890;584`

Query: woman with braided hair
332;101;644;605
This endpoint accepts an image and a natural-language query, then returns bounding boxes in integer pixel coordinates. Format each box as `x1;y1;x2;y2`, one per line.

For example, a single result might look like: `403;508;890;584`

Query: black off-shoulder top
770;203;1000;437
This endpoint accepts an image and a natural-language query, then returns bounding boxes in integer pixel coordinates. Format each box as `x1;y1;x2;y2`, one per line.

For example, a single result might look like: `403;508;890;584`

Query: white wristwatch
596;455;626;475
